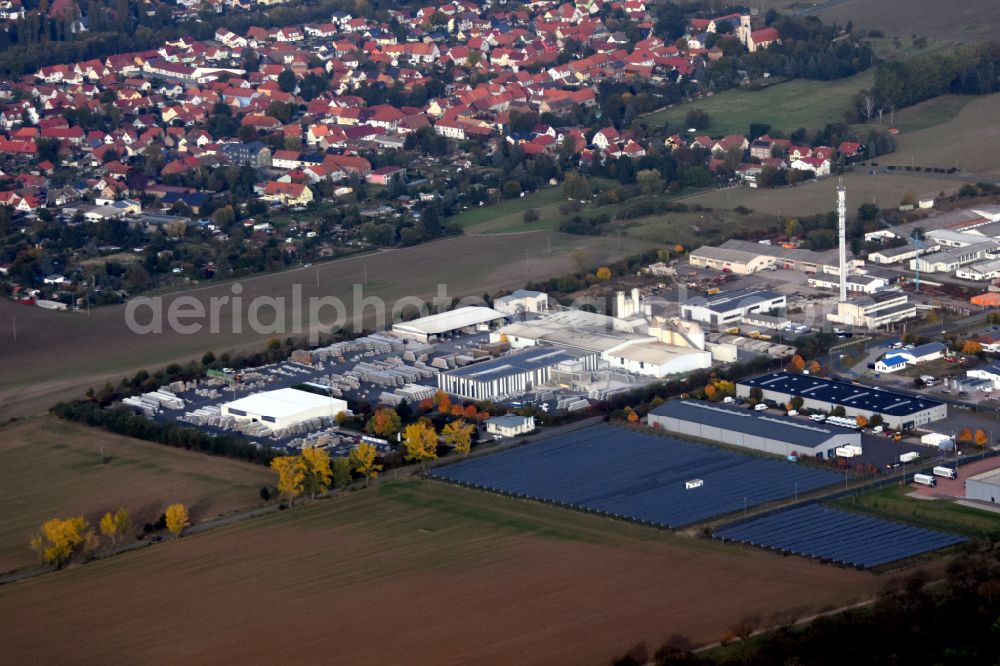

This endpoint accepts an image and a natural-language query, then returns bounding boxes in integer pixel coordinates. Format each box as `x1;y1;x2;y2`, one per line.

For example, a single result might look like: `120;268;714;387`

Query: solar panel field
429;424;842;528
715;504;967;569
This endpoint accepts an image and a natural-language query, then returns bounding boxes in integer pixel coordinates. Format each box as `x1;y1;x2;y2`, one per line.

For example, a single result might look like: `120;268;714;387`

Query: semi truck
899;452;920;463
913;473;937;487
932;466;958;479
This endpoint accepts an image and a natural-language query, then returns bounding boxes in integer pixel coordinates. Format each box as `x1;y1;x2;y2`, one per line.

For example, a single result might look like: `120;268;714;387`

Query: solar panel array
714;504;967;568
429;424;842;528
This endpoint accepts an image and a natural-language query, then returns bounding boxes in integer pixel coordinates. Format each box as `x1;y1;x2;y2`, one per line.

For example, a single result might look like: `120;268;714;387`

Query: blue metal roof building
737;372;947;430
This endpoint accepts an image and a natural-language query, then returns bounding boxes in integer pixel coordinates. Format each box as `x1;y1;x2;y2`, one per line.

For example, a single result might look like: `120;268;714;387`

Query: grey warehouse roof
740;372;943;416
446;347;580;381
650;399;850;449
686;287;784;313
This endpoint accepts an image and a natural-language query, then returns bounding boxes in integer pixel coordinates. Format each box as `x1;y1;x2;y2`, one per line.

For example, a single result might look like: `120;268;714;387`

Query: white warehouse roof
223;387;344;421
393;306;505;336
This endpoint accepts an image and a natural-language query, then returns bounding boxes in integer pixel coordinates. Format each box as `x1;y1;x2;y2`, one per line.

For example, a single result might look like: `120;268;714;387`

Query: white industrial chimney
837;180;847;303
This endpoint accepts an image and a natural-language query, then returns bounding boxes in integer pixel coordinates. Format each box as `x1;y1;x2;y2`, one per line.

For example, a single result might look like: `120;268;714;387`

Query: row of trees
270;418;477;504
29;503;189;569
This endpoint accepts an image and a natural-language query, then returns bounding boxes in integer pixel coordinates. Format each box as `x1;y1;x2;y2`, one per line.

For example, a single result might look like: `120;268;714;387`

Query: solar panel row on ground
429;424;842;528
714;503;967;568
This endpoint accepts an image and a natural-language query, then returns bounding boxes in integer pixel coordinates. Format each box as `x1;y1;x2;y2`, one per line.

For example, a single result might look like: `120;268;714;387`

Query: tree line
29;502;189;570
870;42;1000;114
52;400;279;465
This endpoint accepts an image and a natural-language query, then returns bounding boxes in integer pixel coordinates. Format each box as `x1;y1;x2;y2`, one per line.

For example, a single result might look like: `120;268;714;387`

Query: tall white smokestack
837;180;847;303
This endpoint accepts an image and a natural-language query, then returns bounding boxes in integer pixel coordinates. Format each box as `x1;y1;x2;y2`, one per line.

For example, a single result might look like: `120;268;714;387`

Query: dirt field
0;231;656;420
0;481;881;665
799;0;1000;43
0;416;271;573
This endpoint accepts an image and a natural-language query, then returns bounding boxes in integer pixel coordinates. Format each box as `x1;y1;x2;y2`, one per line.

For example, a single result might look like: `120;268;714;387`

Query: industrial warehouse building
490;311;711;379
391;306;506;342
647;399;861;459
689;239;861;275
966;468;1000;504
681;288;786;327
221;387;347;430
827;292;917;328
438;347;583;400
737;372;947;430
493;289;549;315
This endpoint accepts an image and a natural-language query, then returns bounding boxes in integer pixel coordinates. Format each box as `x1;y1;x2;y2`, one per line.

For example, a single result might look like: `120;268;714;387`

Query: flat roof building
828;292;916;329
391;306;506;342
493;290;549;315
648;399;861;459
438;347;583;400
966;468;1000;504
737;371;946;430
681;288;786;327
910;241;1000;274
221;387;347;431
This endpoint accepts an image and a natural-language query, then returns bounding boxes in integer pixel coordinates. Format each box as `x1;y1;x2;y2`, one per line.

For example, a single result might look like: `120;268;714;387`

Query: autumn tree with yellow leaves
30;516;91;568
350;442;382;488
595;266;612;281
99;507;131;547
403;421;439;471
165;503;190;538
442;420;475;456
333;456;353;489
271;455;306;505
975;429;989;447
300;446;333;499
855;415;869;428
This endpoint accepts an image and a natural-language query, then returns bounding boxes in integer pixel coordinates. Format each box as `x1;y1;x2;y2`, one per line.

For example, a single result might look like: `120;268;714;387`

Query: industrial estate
2;0;1000;663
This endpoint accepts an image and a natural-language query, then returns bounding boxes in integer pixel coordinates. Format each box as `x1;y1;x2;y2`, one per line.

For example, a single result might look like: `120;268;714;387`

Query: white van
754;403;768;411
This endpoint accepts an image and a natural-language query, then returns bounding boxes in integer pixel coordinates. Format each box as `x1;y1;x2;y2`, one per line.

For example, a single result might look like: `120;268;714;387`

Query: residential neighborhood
0;0;882;308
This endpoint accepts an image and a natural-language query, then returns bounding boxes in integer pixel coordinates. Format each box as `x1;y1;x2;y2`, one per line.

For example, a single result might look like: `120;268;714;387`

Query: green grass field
638;70;875;136
613;208;779;247
0;416;271;572
876;95;974;134
449;186;566;231
832;485;1000;538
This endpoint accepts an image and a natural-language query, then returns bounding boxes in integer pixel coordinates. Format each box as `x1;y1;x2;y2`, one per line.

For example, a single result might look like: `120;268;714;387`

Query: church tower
737;14;751;49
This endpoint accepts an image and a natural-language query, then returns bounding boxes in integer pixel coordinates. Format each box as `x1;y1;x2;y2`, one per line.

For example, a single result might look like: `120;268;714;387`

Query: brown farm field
0;481;883;665
0;416;270;573
796;0;1000;43
0;231;656;420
